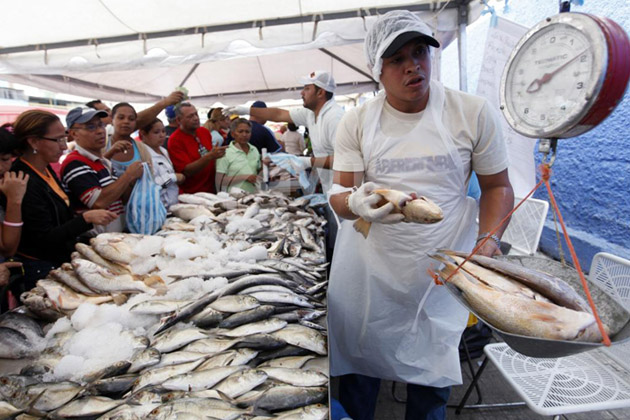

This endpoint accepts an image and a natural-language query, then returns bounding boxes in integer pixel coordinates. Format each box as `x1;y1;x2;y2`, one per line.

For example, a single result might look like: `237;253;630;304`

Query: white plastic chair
484;252;630;418
588;252;630;311
502;197;549;256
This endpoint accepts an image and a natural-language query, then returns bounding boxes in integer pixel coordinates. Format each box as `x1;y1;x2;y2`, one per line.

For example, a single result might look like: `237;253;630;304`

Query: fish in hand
354;188;443;238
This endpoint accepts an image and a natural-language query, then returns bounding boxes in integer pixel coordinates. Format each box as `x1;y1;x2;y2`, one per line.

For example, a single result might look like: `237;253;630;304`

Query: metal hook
539;138;558;167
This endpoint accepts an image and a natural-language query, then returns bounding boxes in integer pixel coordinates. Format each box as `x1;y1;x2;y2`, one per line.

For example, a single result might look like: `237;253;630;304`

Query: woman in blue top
139;118;185;209
105;102;153;177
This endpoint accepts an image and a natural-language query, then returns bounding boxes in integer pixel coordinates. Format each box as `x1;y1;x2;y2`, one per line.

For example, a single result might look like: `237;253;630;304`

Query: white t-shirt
289;99;345;193
333;87;509;179
147;146;179;209
281;131;306;155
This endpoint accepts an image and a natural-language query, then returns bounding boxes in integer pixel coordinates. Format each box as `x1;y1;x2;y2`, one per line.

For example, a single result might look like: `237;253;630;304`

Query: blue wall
442;0;630;269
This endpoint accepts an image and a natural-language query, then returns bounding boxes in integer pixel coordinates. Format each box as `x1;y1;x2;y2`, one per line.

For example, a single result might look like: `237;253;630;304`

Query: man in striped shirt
61;107;143;233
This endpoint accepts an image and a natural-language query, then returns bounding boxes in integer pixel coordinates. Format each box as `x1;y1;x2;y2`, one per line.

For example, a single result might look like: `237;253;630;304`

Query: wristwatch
477;232;501;249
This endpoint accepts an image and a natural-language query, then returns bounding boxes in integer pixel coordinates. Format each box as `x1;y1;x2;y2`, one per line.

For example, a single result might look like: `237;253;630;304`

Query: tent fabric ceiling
0;0;481;105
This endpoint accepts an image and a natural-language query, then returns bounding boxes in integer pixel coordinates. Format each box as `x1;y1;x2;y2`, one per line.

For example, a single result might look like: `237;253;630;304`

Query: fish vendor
223;71;346;266
327;10;514;420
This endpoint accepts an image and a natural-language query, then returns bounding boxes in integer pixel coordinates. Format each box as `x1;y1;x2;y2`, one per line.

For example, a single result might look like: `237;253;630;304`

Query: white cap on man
364;10;440;83
299;71;337;93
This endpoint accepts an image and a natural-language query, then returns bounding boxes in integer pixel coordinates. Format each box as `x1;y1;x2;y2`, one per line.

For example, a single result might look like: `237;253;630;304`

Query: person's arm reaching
251;107;292;124
136;91;185;129
182;146;227;178
224;105;292;124
215;172;259;191
293;155;333;172
92;162;144;209
476;169;514;257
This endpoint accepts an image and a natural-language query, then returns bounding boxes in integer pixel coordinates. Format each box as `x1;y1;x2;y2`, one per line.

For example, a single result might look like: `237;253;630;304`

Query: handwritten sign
476;17;537;198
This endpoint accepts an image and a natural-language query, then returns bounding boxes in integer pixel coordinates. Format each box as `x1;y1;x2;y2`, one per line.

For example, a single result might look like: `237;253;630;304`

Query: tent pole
0;2;463;56
457;1;469;92
179;63;200;87
319;48;379;88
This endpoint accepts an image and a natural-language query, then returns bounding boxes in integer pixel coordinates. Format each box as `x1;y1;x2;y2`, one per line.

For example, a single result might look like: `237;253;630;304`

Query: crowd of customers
0;81;320;297
12;110;117;290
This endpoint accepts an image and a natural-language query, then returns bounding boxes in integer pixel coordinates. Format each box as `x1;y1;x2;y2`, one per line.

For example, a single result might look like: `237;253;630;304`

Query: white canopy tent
0;0;483;105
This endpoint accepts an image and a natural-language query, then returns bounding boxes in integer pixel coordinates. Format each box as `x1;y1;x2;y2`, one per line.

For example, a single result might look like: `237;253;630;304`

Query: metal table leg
455;356;489;414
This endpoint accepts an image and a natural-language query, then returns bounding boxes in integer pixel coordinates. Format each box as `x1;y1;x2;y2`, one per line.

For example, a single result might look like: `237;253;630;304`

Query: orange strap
441;176;544;283
19;158;70;207
440;163;610;346
541;165;611;346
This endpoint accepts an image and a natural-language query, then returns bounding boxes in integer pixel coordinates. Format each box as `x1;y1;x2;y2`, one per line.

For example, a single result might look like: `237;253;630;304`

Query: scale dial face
500;13;608;138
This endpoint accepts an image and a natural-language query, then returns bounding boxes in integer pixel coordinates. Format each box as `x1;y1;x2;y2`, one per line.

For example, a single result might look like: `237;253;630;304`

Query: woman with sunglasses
11;110;118;291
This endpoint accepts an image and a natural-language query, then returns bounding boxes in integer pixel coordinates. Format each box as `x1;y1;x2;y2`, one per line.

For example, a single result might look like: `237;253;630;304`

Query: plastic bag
126;162;167;234
301;193;328;208
268;153;310;190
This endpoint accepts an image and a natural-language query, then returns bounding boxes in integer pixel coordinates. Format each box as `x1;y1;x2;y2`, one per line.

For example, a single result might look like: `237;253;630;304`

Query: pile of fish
0;189;330;419
433;250;608;342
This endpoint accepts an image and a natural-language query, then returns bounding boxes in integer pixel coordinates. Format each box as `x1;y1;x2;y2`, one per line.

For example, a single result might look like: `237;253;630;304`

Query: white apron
328;80;477;387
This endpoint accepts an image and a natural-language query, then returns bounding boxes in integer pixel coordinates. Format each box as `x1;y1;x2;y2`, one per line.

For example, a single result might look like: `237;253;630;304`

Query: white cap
299;71;337;93
365;10;440;83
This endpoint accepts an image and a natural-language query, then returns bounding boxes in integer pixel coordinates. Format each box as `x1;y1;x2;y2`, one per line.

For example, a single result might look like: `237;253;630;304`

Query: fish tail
24;389;48;418
427;266;442;285
429;254;458;283
353;218;372;239
250;402;271;417
437;249;467;258
428;253;453;267
215;389;237;404
144;275;167;296
111;293;128;306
